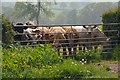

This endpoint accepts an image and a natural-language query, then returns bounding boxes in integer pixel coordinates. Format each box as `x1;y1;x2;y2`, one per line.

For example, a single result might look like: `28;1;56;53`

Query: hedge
102;7;120;59
1;14;16;45
102;7;120;37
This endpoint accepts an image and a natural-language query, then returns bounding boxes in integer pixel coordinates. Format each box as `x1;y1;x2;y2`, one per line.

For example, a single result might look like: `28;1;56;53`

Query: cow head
23;28;42;41
83;25;97;34
25;20;35;25
16;23;24;25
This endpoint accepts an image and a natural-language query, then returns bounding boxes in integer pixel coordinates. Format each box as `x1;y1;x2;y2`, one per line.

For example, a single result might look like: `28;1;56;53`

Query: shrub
1;14;16;45
2;44;63;78
102;7;120;60
102;7;120;43
74;47;102;63
112;45;120;60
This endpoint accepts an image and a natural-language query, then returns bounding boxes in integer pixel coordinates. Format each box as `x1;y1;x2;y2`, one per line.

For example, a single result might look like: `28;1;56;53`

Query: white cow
72;25;109;51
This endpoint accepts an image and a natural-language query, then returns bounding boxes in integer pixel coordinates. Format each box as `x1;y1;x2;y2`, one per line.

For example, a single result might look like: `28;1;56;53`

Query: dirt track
108;63;119;74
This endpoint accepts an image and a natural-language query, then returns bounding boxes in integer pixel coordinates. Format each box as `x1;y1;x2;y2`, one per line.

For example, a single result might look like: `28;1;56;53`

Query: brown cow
62;26;79;55
33;27;50;43
49;27;67;55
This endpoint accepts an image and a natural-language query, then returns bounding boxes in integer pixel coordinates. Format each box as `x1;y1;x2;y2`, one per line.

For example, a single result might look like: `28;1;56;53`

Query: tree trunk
36;0;41;25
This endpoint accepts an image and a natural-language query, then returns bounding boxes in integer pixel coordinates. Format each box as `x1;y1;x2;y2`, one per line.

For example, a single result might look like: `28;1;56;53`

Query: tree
13;1;55;24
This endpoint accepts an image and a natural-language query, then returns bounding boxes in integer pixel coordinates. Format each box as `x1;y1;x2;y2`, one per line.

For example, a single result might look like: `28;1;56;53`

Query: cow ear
93;25;97;28
83;25;86;28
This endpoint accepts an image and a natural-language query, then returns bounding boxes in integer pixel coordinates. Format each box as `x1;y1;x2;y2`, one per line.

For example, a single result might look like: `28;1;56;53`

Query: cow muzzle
87;32;91;34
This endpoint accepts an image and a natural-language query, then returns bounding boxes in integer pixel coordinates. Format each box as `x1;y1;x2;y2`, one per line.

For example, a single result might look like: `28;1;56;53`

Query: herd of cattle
13;20;109;56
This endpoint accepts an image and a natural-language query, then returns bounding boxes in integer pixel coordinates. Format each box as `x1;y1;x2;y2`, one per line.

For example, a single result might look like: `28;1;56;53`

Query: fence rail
13;23;120;57
13;23;120;27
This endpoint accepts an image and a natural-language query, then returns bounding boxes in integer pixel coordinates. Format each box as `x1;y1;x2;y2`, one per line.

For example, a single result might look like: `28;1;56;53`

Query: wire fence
13;23;120;57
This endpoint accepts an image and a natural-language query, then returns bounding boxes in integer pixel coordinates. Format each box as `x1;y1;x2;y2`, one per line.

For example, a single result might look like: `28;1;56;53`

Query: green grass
98;25;103;31
37;59;118;78
2;45;118;78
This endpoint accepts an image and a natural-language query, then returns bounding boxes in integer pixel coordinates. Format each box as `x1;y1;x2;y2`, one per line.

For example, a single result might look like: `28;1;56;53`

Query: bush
112;45;120;60
102;7;120;59
102;7;120;43
1;14;16;45
2;44;63;78
74;47;102;63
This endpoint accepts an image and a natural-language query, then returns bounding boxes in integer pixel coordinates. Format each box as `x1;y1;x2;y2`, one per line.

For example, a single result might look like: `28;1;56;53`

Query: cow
72;25;109;51
23;28;40;45
13;22;26;42
49;27;67;56
62;26;79;55
32;26;50;44
14;20;34;33
23;26;50;45
13;20;36;44
24;20;35;25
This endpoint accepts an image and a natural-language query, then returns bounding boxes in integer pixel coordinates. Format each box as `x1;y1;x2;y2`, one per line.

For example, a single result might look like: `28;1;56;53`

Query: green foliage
112;45;120;60
2;45;118;78
33;59;118;78
39;59;94;79
98;25;103;31
2;44;63;78
13;2;55;23
1;15;16;45
102;7;120;60
102;7;120;36
75;47;102;63
102;7;119;23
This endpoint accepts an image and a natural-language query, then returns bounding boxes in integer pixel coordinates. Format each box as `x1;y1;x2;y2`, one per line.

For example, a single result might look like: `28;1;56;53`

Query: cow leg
79;44;82;52
68;46;72;56
94;46;98;52
63;48;67;55
73;44;77;55
57;48;60;55
87;46;92;50
62;44;67;56
83;45;86;52
73;48;76;55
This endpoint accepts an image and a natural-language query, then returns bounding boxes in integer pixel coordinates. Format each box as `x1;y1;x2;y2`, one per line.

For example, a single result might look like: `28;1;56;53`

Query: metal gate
13;23;120;58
